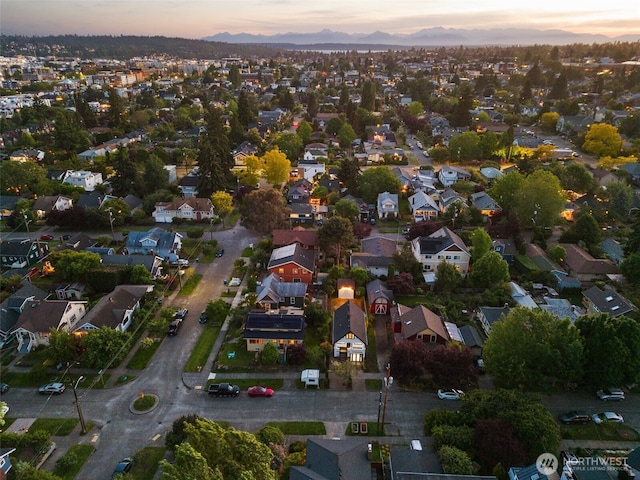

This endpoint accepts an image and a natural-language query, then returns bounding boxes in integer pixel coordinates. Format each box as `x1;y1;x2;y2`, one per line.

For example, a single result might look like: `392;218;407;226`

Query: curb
129;394;160;415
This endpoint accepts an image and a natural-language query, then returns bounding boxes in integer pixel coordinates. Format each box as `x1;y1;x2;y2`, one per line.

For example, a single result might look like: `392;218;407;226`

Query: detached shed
301;369;320;388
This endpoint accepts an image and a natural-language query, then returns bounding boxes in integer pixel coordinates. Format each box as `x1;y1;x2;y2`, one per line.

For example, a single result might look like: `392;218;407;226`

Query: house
11;299;88;353
177;174;199;198
0;239;50;269
479;167;503;182
243;310;305;353
470;191;502;218
267;243;315;284
290;438;371;480
63;170;104;191
55;283;86;300
272;227;318;251
9;148;45;162
510;463;559;480
619;161;640;185
350;236;398;277
0;283;49;340
377;191;399;219
411;226;470;276
366;279;394;315
289;203;315;224
526;244;564;272
0;196;19;219
438;165;471;187
0;447;17;477
337;279;356;299
302;142;328;161
556;115;594;135
478;305;511;336
600;238;625;265
582;285;634;317
32;195;73;219
491;238;516;264
552;270;582;291
124;227;183;263
287;180;312;203
560;243;618;282
438;188;467;213
459;325;484;358
256;273;307;311
73;285;154;333
510;281;538;308
341;194;371;223
591;167;619;188
393;304;450;345
539;296;583;322
122;194;143;214
152;197;214;223
408;190;439;222
332;301;368;361
231;141;258;168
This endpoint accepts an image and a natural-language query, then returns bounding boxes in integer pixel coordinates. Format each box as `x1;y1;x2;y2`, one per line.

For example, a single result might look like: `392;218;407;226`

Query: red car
247;386;274;397
40;234;54;240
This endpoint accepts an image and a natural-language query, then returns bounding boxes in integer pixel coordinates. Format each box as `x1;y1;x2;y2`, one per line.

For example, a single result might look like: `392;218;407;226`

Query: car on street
175;308;188;319
38;382;66;395
208;383;240;397
597;388;625;401
199;311;208;324
228;277;241;287
167;318;183;336
39;234;54;240
61;234;73;241
0;383;8;394
216;248;225;257
112;457;133;478
437;389;464;400
592;412;624;424
560;410;591;425
247;386;275;397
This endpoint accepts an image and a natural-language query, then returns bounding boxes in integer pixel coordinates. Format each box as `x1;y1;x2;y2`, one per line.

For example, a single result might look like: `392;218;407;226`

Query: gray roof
582;286;634;317
361;236;398;257
243;312;305;341
0;283;49;337
479;306;511;327
332;301;367;344
125;227;180;252
292;438;371;480
267;243;315;272
416;227;469;256
75;285;153;331
470;191;501;211
256;273;307;304
459;324;484;348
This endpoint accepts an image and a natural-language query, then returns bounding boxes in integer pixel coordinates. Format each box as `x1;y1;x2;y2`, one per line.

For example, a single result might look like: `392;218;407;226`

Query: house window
249;339;263;345
437;255;442;259
278;268;285;274
292;268;299;274
346;333;355;339
425;265;431;271
454;255;460;260
290;297;295;304
426;255;432;259
429;335;437;343
445;255;451;260
293;278;301;283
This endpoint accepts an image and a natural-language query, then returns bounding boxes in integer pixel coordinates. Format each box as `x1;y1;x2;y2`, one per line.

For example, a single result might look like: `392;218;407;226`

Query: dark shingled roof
332;301;367;345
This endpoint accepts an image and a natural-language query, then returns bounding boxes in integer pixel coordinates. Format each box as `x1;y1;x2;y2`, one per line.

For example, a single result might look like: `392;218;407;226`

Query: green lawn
206;378;284;390
365;379;383;391
1;372;110;389
178;273;202;296
265;421;326;435
364;327;378;373
127;340;162;370
345;421;384;436
30;418;79;436
215;341;255;369
53;444;95;480
184;325;220;373
561;423;640;441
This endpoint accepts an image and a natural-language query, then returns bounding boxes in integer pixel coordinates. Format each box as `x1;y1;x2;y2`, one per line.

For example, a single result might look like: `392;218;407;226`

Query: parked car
61;234;73;241
216;248;225;257
112;457;133;478
39;234;54;240
38;382;66;395
175;308;188;319
208;383;240;397
199;311;208;324
560;410;591;425
592;412;624;424
167;318;182;336
247;386;275;397
597;388;625;401
228;277;241;287
437;389;464;400
0;383;8;394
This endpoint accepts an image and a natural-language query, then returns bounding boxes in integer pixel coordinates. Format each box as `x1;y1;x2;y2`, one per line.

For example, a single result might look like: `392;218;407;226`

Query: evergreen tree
237;90;256;127
548;70;568;99
106;87;126;130
228;64;241;87
197;107;233;197
361;80;376;111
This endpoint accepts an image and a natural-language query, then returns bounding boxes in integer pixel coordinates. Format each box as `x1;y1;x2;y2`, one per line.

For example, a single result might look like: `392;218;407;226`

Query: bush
424;409;469;435
289;440;306;453
438;445;474;475
255;425;285;445
261;342;279;365
432;425;475;452
55;452;78;471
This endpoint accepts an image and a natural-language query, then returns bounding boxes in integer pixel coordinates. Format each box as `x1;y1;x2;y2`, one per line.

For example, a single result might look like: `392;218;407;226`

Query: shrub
186;227;204;239
432;425;475;452
261;342;279;365
55;452;78;471
289;440;306;453
438;445;474;475
255;425;285;445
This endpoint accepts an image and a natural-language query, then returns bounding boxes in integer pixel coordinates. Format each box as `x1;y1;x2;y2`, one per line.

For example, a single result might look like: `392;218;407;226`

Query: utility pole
72;376;87;434
380;363;393;435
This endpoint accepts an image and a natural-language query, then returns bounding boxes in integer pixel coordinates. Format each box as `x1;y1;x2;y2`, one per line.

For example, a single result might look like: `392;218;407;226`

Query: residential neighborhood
0;33;639;480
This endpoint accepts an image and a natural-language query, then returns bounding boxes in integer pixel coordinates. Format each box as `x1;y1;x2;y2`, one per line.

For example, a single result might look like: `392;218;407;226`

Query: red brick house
267;243;315;284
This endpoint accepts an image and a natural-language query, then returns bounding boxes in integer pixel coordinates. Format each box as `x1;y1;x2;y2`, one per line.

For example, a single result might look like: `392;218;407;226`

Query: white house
11;300;87;353
438;165;471;187
409;190;440;222
31;195;73;219
64;170;104;192
332;301;368;362
411;226;471;277
152;197;214;223
377;191;399;220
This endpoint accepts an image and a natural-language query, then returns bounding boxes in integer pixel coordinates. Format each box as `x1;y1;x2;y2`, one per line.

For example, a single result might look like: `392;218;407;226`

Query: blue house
124;227;182;263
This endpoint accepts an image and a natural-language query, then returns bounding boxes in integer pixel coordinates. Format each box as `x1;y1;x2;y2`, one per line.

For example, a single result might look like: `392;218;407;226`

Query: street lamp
23;214;31;239
72;376;87;434
108;210;116;242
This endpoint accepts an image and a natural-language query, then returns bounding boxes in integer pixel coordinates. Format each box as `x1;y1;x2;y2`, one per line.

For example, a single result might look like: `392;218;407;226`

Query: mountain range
205;27;639;48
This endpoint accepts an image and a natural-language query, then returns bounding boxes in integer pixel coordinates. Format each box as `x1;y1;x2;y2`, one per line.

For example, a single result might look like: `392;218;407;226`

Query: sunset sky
2;0;639;39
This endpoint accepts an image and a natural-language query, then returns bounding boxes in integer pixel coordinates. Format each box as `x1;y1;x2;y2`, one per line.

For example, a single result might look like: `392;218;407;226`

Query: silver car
597;388;625;401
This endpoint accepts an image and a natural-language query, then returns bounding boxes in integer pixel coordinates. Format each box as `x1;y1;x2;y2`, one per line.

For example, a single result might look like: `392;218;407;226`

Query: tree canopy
239;189;290;234
358;166;401;204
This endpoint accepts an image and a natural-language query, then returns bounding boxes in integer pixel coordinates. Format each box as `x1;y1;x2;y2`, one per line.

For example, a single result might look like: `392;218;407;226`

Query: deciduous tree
239;189;290;234
318;216;355;263
470;251;510;288
80;326;130;369
211;191;233;219
583;123;623;158
358;166;401;204
262;148;291;185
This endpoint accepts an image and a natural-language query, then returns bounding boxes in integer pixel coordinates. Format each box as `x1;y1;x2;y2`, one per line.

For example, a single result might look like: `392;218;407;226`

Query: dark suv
167;318;182;336
560;410;591;425
208;383;240;397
